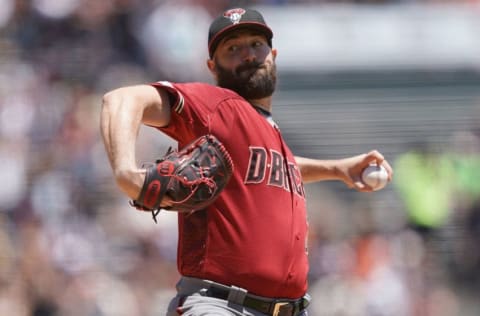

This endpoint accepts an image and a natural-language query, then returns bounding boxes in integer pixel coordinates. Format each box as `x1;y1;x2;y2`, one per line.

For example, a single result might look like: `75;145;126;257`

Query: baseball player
100;8;393;316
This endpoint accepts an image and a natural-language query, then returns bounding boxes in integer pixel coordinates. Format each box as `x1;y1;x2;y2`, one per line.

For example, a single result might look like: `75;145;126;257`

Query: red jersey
151;81;308;299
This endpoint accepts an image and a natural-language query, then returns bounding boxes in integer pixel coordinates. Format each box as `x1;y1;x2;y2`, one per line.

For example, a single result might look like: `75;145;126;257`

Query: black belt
206;286;309;316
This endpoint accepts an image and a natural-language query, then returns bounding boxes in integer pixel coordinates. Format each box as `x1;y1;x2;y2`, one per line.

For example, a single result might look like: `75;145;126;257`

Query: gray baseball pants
166;277;309;316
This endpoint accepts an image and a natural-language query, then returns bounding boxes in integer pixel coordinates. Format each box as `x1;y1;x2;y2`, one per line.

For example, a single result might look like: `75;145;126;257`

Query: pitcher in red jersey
100;8;393;316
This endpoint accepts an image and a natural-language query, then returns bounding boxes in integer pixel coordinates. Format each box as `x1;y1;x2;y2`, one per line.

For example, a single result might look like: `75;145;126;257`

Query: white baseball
361;164;389;191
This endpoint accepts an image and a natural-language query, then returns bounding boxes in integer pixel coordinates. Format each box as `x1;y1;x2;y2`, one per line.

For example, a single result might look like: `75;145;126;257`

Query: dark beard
214;60;276;100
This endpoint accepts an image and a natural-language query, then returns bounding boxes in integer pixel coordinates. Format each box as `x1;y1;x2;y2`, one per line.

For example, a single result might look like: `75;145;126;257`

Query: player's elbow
100;91;118;133
101;92;113;121
100;88;133;123
101;89;121;113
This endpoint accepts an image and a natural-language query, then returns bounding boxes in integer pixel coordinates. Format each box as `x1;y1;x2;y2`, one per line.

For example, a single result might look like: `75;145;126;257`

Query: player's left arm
100;84;171;200
295;150;393;191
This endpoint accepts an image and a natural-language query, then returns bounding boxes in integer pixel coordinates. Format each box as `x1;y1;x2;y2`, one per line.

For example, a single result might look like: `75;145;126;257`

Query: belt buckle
272;302;290;316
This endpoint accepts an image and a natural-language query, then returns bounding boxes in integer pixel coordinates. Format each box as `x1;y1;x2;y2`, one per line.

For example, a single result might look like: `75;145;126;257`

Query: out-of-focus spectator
394;143;456;233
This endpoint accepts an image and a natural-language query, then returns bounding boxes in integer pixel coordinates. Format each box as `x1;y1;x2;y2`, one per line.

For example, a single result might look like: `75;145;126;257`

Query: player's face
208;31;277;100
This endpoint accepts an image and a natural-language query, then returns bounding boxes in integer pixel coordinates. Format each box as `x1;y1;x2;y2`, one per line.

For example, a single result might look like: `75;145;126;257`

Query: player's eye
228;45;239;52
252;41;262;48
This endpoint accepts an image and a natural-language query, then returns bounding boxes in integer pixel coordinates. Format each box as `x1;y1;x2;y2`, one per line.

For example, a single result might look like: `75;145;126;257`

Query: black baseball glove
131;134;234;222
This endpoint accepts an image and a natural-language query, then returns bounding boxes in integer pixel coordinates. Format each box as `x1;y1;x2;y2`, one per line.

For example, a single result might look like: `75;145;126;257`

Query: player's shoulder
153;81;243;102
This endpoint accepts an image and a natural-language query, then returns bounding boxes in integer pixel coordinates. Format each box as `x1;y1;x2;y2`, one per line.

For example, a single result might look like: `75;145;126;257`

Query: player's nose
241;46;256;63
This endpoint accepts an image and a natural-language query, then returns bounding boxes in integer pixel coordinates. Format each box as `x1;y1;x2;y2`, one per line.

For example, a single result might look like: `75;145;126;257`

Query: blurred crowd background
1;0;480;315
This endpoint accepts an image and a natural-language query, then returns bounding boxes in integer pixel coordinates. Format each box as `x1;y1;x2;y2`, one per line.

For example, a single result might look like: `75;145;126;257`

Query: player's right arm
100;84;171;200
295;150;393;191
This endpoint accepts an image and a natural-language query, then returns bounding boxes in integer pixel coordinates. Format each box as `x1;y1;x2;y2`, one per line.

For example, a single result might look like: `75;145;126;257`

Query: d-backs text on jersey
244;146;305;198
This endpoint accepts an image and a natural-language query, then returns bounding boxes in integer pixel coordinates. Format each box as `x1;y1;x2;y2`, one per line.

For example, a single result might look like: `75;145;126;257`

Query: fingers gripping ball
131;135;234;222
361;164;389;191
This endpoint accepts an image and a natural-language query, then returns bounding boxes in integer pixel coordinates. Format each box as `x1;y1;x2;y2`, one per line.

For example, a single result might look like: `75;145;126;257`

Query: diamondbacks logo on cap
223;8;245;24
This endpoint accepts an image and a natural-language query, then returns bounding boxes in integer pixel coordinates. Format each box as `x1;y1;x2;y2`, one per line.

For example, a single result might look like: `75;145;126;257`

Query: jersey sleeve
150;81;238;146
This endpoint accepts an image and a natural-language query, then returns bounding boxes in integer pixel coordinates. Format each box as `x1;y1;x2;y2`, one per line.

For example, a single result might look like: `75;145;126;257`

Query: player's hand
337;150;393;192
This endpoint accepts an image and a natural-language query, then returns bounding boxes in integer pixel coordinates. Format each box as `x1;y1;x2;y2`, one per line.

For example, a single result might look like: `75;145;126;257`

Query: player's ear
206;59;217;77
207;59;215;73
271;48;277;60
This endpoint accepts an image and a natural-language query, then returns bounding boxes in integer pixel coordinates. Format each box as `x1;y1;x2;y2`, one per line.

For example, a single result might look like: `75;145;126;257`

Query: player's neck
248;97;272;113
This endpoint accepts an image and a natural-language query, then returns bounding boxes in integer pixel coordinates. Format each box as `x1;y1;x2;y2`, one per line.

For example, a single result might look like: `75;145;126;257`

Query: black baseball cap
208;8;273;58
